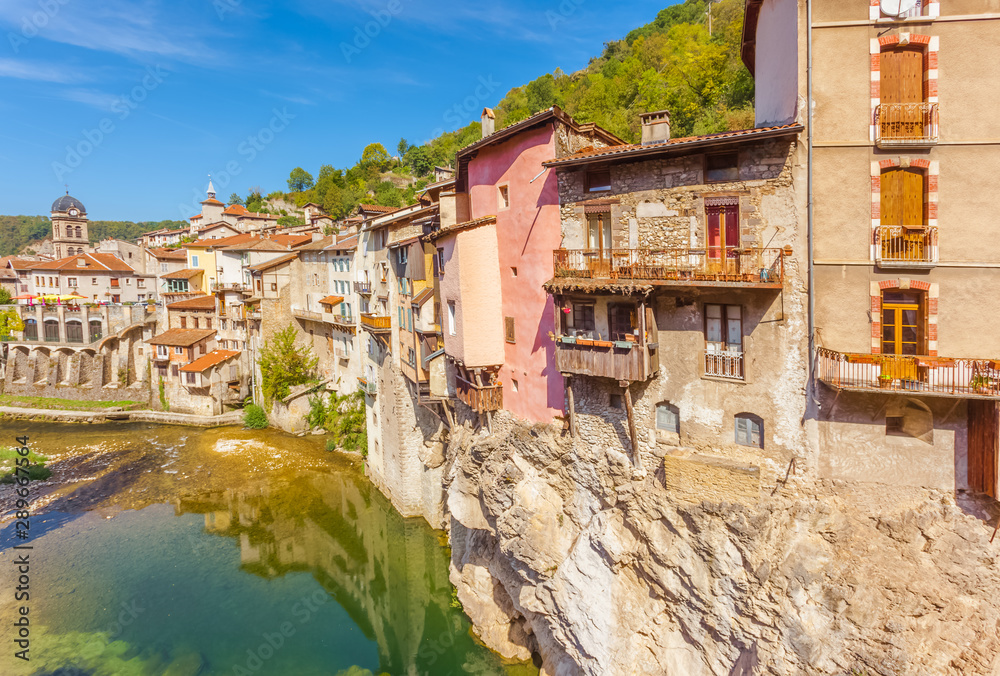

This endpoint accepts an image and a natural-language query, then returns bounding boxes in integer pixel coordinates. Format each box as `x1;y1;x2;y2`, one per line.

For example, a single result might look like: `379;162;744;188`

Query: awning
318;295;344;307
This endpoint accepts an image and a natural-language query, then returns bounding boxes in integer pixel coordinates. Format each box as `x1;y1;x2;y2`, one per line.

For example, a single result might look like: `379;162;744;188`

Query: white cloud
0;58;81;83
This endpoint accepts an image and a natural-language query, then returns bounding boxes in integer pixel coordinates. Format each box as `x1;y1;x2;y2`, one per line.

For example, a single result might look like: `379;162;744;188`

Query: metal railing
553;247;784;285
875;225;938;266
875;103;939;146
328;314;356;327
212;282;251;293
357;377;377;396
292;308;323;322
354;281;372;294
705;350;745;380
246;311;262;320
456;376;503;413
817;348;1000;398
360;314;391;331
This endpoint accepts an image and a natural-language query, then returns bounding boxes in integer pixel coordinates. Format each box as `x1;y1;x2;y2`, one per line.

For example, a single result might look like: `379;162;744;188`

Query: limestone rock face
444;418;1000;676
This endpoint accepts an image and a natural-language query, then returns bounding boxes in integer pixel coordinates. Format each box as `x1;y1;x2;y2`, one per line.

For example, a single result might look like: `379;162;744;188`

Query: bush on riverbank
0;446;51;484
308;391;367;456
243;404;269;429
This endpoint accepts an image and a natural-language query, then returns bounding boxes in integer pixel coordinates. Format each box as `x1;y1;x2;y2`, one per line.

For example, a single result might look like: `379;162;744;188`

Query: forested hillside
0;216;187;257
278;0;751;217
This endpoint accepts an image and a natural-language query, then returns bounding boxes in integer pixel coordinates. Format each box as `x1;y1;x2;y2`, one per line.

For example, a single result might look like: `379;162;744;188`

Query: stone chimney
639;110;671;145
481;107;495;138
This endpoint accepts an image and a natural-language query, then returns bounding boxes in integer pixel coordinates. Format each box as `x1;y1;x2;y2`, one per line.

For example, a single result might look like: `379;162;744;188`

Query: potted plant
576;338;594;346
560;335;576;344
613;340;633;350
971;375;994;394
592;339;613;348
877;374;893;389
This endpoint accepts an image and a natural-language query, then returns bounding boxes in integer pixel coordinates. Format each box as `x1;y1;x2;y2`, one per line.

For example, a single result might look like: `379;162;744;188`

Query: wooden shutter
735;416;749;445
881;47;923;104
902;169;925;226
504;316;515;343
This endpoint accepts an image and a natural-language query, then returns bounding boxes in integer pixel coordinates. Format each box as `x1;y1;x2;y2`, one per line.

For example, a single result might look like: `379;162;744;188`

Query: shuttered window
881;168;925;226
881;47;923;105
656;402;680;433
504;316;515;344
735;414;763;449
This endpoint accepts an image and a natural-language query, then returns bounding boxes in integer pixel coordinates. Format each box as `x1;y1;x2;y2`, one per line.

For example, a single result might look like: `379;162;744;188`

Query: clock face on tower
69;209;78;216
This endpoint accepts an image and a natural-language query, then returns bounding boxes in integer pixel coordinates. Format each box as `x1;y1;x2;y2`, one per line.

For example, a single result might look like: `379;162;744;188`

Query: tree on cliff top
259;325;318;404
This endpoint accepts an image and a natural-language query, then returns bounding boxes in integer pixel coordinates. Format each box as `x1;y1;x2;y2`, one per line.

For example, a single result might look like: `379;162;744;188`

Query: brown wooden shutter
504;316;515;343
902;169;925;226
881;48;923;104
881;169;902;226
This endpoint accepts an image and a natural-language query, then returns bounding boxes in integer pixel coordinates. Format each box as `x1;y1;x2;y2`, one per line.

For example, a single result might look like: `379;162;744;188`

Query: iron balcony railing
875;225;938;267
354;281;372;294
212;282;252;293
817;348;1000;398
875;103;939;147
357;377;377;396
328;314;356;327
705;350;745;380
455;376;503;413
553;247;785;286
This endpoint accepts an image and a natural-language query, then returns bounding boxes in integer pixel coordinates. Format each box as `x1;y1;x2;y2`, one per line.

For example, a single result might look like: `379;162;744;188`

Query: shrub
1;464;51;484
243;404;269;429
259;325;318;404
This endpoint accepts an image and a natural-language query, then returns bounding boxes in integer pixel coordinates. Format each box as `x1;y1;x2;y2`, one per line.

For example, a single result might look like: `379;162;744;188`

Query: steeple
207;176;216;200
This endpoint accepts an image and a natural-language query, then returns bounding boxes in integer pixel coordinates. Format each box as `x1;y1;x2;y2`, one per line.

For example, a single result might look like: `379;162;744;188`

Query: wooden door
880;47;924;138
881;168;926;261
968;400;999;498
607;304;637;341
706;204;739;276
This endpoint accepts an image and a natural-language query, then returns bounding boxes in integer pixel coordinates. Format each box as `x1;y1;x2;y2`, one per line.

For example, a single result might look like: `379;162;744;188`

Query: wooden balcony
553;247;785;289
875;103;939;148
875;225;938;269
354;281;372;295
456;376;503;413
212;282;252;293
555;337;659;382
817;348;1000;399
360;313;391;333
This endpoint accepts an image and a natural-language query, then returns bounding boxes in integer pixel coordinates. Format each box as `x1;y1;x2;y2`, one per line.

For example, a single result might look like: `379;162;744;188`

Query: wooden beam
567;377;577;438
622;381;639;467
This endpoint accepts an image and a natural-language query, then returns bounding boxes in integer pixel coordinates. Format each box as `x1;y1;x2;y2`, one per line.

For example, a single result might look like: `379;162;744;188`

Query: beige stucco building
744;0;1000;496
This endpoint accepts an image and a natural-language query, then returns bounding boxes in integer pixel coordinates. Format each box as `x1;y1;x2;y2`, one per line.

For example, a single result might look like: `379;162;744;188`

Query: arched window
43;319;59;342
66;320;83;343
655;401;679;434
735;413;764;449
75;226;82;238
23;319;37;341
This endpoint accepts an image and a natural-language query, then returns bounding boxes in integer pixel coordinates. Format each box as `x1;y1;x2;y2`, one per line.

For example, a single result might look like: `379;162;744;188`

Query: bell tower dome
51;192;89;259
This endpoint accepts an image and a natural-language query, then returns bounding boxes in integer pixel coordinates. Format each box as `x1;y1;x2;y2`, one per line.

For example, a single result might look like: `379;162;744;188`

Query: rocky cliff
440;417;1000;676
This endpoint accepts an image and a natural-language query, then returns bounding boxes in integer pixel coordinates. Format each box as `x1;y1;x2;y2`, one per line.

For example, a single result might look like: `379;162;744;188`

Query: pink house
436;106;622;424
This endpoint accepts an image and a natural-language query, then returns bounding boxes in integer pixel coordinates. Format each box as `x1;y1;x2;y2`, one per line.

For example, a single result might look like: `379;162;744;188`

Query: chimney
639;110;671;145
481;107;495;138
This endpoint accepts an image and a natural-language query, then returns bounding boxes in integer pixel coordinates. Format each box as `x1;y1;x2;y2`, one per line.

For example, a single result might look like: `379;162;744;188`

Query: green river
0;422;535;676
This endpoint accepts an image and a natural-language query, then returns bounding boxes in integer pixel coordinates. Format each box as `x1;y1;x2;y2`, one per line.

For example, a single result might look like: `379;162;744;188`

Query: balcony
212;282;252;293
875;226;938;269
357;377;377;396
292;308;323;322
875;103;939;148
555;337;659;382
456;376;503;413
705;350;745;380
360;313;391;333
328;314;356;328
817;348;1000;399
552;248;785;289
354;282;372;295
246;310;262;320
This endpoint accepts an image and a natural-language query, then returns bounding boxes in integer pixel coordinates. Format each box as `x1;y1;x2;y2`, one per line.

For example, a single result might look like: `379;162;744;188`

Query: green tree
287;167;315;192
407;146;433;177
277;215;305;228
360;143;390;171
0;307;23;339
397;138;410;160
0;288;13;305
228;193;244;206
259;325;318;404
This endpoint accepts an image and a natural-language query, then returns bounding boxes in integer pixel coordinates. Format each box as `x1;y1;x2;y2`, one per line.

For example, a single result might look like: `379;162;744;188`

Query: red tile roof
189;214;203;221
180;349;240;372
31;253;136;272
148;248;187;260
541;124;804;167
167;295;216;310
202;198;224;205
162;268;204;280
270;234;312;248
248;253;297;272
185;233;258;249
223;204;249;216
147;328;216;347
426;215;496;242
328;234;358;250
357;204;398;214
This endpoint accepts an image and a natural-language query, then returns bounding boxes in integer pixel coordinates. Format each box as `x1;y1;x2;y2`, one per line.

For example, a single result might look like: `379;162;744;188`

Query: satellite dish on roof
880;0;918;16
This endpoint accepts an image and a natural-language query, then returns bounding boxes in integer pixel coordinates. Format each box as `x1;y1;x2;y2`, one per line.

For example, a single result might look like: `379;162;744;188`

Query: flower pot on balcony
847;355;878;365
592;340;613;348
560;336;576;344
877;375;893;389
613;341;633;350
576;338;594;346
900;379;922;391
624;334;636;342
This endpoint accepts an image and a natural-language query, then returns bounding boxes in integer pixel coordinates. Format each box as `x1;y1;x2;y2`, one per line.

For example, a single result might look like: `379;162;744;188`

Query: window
23;319;37;341
180;316;187;329
656;402;680;434
193;317;199;329
447;301;456;336
185;372;197;385
199;343;207;355
396;247;408;267
137;279;145;288
587;213;611;252
586;168;611;192
498;184;510;209
564;302;595;337
92;277;98;285
705;152;739;182
608;303;637;341
270;283;277;291
157;345;168;358
437;248;445;275
174;346;184;355
191;255;200;267
511;379;519;393
171;365;179;378
110;278;120;288
504;316;515;343
125;278;131;285
881;290;923;356
511;267;517;278
610;393;623;409
399;306;405;328
705;304;744;379
68;278;77;287
111;295;120;304
735;413;763;449
880;167;925;227
221;319;227;330
407;348;416;367
205;318;212;329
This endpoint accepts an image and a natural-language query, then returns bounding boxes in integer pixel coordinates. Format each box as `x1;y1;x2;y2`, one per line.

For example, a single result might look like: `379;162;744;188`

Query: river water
0;422;534;676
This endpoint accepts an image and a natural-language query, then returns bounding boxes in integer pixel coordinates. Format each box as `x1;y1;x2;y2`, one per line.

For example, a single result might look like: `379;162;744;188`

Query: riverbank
0;405;243;426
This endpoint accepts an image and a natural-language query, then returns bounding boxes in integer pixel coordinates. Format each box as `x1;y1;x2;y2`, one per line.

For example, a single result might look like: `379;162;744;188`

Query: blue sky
0;0;673;222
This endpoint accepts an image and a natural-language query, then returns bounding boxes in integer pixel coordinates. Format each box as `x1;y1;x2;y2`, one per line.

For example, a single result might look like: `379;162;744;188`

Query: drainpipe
807;0;817;408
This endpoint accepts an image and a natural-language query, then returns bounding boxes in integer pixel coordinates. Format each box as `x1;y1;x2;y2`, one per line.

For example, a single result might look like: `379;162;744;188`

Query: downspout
807;0;817;408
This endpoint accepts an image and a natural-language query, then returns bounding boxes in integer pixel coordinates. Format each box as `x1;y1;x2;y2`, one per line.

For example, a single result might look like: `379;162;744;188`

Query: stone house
27;253;155;303
148;327;218;410
542;112;806;475
745;0;1000;496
